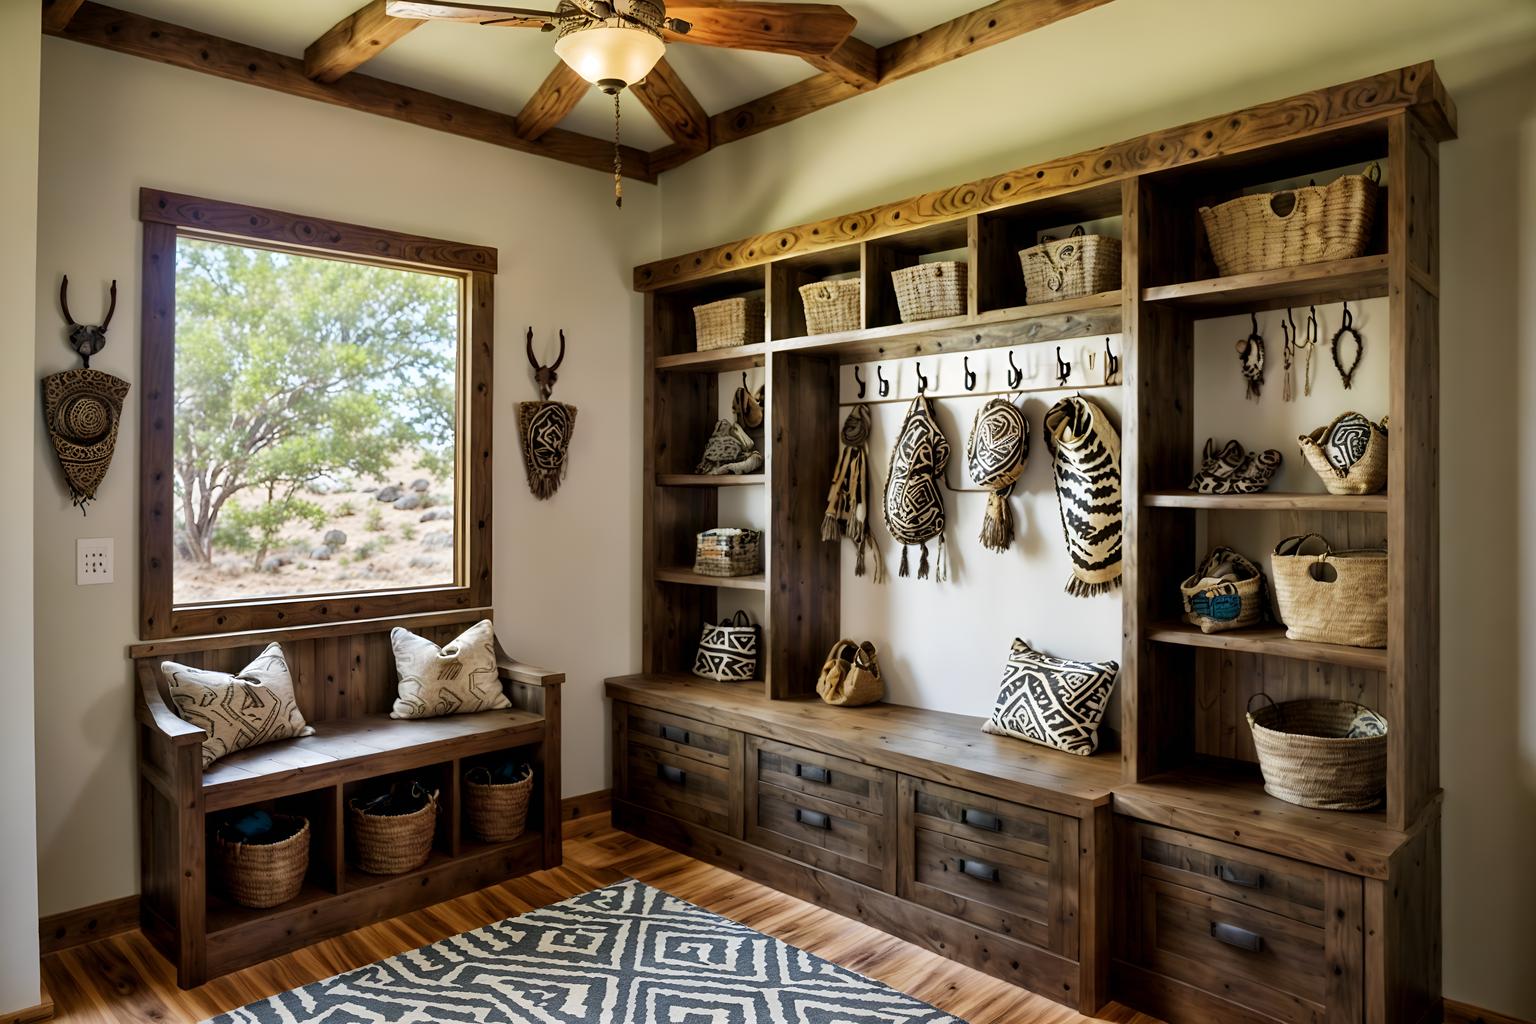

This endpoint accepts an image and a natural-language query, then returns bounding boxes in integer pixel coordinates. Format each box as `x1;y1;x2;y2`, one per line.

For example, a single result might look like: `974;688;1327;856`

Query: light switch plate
77;537;114;586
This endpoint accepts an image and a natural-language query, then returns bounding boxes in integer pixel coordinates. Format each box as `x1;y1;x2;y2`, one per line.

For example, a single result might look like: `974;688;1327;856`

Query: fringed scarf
1044;396;1122;597
822;404;886;581
967;398;1028;553
883;395;949;581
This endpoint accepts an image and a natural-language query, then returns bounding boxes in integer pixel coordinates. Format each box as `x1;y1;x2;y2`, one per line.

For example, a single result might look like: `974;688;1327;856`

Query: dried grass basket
1200;164;1380;276
1270;534;1387;648
798;279;861;335
214;815;310;909
1246;694;1387;811
464;765;534;843
1298;413;1388;495
892;261;966;323
694;527;763;577
1018;226;1122;303
693;296;764;351
349;789;438;875
1179;547;1268;635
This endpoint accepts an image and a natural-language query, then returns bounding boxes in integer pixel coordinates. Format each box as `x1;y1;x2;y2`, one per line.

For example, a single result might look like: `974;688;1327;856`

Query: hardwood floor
42;814;1161;1023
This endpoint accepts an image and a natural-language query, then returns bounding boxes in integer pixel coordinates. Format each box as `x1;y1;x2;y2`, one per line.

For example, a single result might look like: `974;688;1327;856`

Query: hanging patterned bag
883;394;950;580
815;639;884;707
967;397;1029;553
1270;534;1387;648
1179;546;1269;634
1044;396;1123;596
693;611;759;682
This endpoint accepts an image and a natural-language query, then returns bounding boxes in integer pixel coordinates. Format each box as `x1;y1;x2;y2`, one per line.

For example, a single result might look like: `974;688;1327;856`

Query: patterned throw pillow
981;639;1119;756
162;643;315;770
390;619;510;720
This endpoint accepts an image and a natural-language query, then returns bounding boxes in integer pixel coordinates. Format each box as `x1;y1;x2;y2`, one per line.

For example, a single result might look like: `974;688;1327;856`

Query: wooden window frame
138;188;497;639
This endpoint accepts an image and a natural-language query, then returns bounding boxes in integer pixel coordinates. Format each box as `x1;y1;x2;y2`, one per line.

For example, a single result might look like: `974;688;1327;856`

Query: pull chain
612;91;623;209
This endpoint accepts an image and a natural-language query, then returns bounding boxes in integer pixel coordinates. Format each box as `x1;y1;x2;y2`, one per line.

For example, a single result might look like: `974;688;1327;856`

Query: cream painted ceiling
99;0;985;151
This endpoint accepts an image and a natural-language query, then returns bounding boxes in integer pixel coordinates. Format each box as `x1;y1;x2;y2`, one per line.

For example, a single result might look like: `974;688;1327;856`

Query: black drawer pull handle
1210;921;1264;953
795;808;831;830
660;724;690;744
961;808;1002;832
656;764;686;786
958;858;1000;883
1214;863;1264;889
795;763;831;784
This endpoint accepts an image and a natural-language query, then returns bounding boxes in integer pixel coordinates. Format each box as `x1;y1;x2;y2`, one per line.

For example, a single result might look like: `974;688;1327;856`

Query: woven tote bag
1179;547;1268;634
815;639;884;707
1018;226;1122;303
693;611;759;682
1247;694;1387;810
1270;534;1387;647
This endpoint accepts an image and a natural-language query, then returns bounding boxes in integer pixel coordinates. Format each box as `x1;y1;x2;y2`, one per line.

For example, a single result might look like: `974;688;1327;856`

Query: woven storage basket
798;278;861;335
1200;164;1380;276
1270;534;1387;647
214;815;310;909
694;528;762;577
1298;412;1388;495
1247;694;1387;810
1179;547;1268;634
464;765;533;843
1018;227;1122;303
693;296;764;351
349;789;438;875
891;261;966;323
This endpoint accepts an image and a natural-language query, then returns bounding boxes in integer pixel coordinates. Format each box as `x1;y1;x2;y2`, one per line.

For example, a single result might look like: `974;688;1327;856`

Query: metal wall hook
1104;338;1121;385
1056;346;1072;387
915;361;929;395
877;364;890;398
963;356;977;392
1007;351;1023;389
853;365;867;399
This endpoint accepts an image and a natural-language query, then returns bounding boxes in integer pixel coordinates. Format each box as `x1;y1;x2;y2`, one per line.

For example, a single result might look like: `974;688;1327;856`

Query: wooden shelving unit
630;63;1451;1023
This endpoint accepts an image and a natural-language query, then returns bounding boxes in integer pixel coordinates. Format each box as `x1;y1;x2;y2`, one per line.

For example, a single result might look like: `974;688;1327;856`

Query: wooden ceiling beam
801;36;878;90
46;3;657;183
304;0;421;83
40;0;86;33
879;0;1113;85
515;61;591;142
631;57;710;153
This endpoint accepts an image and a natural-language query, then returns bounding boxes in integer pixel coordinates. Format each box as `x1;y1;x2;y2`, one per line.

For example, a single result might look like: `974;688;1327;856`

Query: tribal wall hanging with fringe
966;398;1029;553
517;328;576;500
1044;395;1123;596
822;403;885;581
44;276;129;513
883;394;949;580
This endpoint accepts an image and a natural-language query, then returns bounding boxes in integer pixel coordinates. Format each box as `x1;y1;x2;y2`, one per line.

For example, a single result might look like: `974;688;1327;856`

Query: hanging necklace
1301;305;1319;396
1331;300;1363;389
1235;311;1265;401
1282;307;1296;402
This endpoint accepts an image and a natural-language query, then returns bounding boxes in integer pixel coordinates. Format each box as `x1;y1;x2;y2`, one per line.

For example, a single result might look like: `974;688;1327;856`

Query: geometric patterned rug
206;879;966;1023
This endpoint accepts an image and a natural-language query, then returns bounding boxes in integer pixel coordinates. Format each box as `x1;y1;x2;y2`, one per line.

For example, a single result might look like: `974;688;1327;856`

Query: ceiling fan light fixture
553;18;665;93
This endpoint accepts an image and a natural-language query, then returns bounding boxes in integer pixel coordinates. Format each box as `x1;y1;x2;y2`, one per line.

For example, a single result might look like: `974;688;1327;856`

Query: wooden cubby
629;64;1452;1023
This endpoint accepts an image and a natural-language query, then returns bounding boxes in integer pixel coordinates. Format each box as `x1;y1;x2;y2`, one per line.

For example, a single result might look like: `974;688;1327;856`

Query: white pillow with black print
981;639;1119;757
162;643;315;769
390;618;510;720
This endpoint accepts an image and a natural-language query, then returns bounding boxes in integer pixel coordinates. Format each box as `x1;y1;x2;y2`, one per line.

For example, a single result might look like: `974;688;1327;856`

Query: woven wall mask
517;328;577;499
45;277;128;512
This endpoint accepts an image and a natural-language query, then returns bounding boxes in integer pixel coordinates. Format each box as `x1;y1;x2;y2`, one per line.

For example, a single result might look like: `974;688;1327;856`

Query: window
139;190;495;638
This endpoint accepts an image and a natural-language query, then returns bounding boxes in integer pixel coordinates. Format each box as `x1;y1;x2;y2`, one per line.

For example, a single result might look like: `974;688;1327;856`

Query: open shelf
1143;490;1388;513
1141;254;1389;318
655;567;767;591
340;833;542;895
655;343;767;373
205;880;334;937
1146;621;1386;671
657;473;765;487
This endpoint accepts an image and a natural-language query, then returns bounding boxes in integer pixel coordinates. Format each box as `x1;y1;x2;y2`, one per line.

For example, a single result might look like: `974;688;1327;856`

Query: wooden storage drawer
626;739;735;835
748;736;888;814
899;777;1078;957
626;704;735;769
1132;822;1326;927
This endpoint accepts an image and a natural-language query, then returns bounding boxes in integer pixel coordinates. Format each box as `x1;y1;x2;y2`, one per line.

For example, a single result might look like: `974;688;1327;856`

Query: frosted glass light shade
553;22;665;90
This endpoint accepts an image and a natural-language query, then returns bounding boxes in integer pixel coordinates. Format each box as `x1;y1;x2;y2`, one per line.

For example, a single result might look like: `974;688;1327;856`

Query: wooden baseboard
39;895;139;956
1445;999;1535;1024
560;788;612;822
0;982;53;1024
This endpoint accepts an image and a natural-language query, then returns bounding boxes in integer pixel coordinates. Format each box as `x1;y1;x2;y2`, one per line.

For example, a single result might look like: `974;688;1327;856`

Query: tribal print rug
207;878;964;1024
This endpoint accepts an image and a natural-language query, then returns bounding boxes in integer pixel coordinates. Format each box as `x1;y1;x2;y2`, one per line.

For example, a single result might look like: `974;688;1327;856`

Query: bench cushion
389;619;511;719
163;642;315;769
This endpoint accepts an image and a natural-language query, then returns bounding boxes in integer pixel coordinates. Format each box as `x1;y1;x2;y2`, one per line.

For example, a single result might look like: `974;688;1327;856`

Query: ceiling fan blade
663;2;856;57
384;1;554;26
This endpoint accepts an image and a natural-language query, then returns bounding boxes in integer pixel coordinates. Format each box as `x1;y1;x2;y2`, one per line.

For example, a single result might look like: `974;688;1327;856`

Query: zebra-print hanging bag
1044;395;1123;596
883;394;950;580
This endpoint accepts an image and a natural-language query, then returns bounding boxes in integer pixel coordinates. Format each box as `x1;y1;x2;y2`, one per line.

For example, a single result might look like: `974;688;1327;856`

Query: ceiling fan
385;1;858;204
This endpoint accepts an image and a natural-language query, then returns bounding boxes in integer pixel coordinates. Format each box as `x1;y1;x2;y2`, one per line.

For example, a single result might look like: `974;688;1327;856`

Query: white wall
33;39;658;918
656;19;1536;1022
0;3;43;1016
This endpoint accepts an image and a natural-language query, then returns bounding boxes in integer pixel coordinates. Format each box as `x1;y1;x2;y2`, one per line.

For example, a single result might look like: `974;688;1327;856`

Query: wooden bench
134;608;562;987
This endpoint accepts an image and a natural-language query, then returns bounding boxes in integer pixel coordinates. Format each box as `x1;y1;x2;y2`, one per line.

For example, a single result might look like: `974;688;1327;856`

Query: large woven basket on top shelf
1199;164;1380;276
214;815;310;909
464;766;534;843
1247;694;1388;810
1018;227;1121;303
799;278;861;335
1269;534;1387;648
349;789;438;875
891;261;966;322
693;296;764;351
694;528;762;576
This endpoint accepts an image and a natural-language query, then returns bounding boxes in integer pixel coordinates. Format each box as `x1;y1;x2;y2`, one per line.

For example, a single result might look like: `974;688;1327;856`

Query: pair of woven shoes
1189;439;1282;494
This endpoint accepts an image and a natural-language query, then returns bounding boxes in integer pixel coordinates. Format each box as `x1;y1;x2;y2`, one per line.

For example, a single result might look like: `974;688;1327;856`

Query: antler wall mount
43;275;130;512
516;327;578;500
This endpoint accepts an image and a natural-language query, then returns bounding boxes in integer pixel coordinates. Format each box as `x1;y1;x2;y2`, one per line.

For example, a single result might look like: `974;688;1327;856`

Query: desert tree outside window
138;190;495;638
